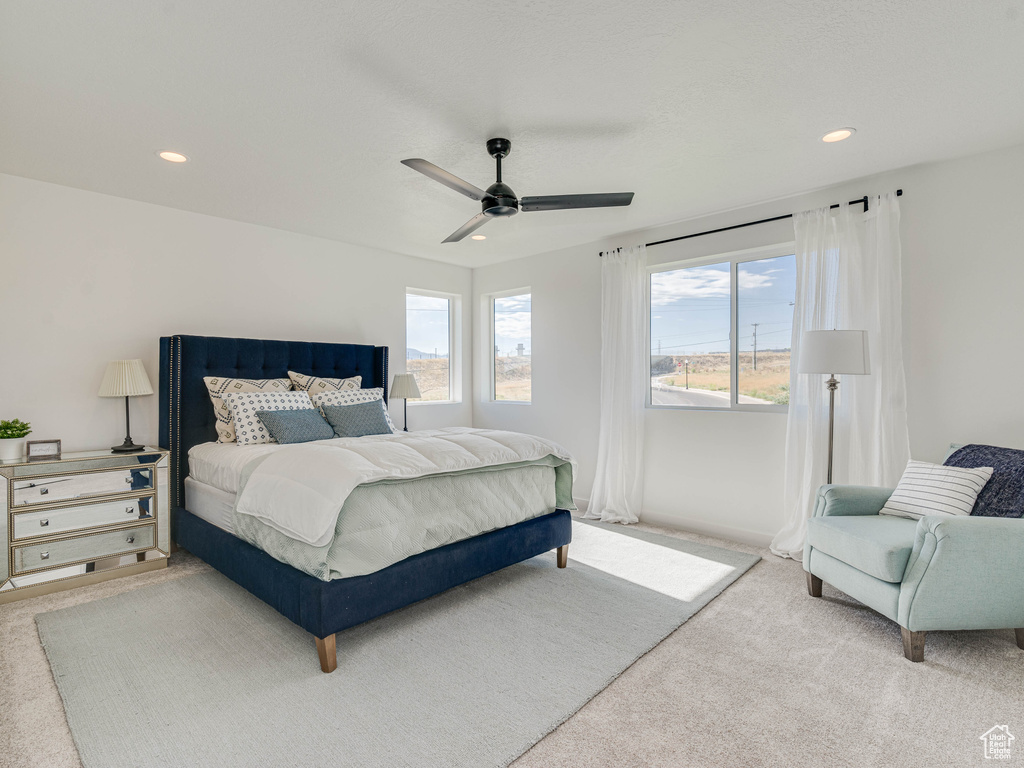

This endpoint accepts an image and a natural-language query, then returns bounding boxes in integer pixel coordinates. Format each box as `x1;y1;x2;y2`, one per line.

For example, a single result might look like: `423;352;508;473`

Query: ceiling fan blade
401;158;487;202
442;212;489;243
520;192;634;212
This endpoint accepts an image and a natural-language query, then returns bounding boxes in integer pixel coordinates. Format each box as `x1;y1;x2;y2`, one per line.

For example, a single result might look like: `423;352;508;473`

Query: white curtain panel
585;244;647;524
770;193;910;559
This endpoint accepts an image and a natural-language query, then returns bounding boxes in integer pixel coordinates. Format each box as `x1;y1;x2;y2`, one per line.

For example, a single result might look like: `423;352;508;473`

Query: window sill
487;400;532;405
408;400;461;407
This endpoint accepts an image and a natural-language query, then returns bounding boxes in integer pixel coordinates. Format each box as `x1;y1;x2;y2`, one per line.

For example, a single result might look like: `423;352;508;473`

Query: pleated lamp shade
98;359;154;398
390;373;421;400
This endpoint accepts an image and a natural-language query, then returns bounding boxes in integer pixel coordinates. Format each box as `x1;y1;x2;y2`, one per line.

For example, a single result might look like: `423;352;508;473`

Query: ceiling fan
401;138;634;243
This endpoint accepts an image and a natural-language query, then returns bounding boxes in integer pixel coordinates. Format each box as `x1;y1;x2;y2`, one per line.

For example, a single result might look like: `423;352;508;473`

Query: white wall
0;174;473;450
473;141;1024;545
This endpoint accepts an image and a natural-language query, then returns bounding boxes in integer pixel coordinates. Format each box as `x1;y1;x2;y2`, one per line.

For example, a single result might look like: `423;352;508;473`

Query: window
406;290;457;402
649;249;796;410
491;291;532;402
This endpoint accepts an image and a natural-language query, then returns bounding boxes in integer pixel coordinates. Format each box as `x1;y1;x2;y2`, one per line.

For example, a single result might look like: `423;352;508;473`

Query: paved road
651;377;772;407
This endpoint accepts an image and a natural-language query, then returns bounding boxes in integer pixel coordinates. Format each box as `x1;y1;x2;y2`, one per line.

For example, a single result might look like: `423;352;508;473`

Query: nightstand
0;447;170;604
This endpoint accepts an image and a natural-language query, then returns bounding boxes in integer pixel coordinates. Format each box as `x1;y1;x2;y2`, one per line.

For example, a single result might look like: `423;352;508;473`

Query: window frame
487;286;532;404
405;287;461;406
646;242;795;414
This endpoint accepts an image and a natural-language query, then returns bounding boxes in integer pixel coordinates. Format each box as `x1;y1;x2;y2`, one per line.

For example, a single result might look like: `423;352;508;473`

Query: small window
406;291;455;402
649;250;795;410
491;291;532;402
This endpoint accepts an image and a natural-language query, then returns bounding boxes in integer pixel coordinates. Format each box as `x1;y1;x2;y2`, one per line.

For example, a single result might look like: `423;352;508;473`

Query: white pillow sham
878;460;994;520
222;391;316;446
312;387;397;433
203;376;292;443
287;370;361;395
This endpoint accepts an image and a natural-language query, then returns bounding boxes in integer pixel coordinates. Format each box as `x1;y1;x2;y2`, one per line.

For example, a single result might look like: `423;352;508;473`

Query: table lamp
389;373;421;432
798;330;870;484
99;359;154;452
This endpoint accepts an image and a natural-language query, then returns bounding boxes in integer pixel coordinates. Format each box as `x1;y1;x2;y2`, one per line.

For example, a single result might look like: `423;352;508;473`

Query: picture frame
26;439;61;461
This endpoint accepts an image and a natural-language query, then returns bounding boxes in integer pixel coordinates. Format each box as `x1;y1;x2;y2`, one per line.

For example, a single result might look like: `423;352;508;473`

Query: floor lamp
798;330;870;484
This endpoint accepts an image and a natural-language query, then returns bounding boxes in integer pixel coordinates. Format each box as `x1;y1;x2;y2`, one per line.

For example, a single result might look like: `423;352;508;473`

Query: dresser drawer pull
125;476;132;484
39;518;49;527
40;487;49;495
126;535;135;544
40;551;50;560
126;506;136;515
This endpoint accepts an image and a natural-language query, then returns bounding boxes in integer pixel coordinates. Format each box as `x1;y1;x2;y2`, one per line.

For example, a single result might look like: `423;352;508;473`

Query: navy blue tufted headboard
159;335;388;514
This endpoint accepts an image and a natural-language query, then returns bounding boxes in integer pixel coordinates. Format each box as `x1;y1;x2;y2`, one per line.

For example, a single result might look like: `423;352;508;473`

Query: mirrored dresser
0;447;170;604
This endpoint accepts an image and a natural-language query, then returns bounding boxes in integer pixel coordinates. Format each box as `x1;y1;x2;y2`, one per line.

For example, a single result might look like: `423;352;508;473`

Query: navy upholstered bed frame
158;334;571;672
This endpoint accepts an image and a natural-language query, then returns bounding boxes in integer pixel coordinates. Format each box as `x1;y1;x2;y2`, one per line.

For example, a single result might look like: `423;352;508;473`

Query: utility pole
685;359;690;389
751;323;760;370
658;340;661;355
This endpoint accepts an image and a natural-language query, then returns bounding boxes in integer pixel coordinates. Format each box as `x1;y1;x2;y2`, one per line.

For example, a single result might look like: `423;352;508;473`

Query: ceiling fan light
158;150;189;163
471;235;486;240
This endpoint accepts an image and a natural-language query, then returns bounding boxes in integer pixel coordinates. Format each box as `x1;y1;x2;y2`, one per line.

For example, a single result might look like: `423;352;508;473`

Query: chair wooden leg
556;545;568;569
901;627;925;662
806;572;822;597
315;634;337;674
1015;628;1024;650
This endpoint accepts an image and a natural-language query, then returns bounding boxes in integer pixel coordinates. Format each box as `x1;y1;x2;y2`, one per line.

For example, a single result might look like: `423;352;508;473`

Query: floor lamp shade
798;330;870;375
798;330;870;485
99;359;153;452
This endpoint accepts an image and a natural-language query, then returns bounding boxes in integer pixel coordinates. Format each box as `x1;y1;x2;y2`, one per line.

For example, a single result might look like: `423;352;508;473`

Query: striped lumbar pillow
879;460;994;520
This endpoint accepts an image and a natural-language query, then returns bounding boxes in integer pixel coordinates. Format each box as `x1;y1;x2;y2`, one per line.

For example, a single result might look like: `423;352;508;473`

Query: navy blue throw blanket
945;444;1024;518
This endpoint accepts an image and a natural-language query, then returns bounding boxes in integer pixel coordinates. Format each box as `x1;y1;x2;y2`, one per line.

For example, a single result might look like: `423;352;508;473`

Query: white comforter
234;427;576;547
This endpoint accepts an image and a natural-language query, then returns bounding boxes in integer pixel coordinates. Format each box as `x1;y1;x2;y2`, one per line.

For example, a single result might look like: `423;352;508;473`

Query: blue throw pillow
944;444;1024;518
322;400;393;438
255;409;335;444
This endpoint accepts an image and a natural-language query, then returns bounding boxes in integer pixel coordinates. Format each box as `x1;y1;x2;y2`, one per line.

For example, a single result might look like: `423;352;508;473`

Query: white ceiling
2;1;1023;268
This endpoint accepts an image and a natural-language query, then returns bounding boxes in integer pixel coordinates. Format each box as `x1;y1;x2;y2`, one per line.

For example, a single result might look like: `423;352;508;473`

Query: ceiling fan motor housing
483;181;518;217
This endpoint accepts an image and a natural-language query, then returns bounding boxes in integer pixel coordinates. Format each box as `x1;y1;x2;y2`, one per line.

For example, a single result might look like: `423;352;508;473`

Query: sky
494;293;531;357
650;254;796;356
406;293;449;358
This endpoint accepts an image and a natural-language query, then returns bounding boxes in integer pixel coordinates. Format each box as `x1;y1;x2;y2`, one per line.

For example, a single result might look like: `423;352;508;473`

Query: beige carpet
3;521;1022;768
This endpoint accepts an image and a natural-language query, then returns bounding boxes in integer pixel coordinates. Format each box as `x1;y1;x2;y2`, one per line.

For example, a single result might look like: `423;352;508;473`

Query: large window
491;291;532;402
406;290;456;402
649;249;796;410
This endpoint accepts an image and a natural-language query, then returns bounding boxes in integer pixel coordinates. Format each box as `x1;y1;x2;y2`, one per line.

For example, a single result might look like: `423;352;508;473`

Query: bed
158;334;572;673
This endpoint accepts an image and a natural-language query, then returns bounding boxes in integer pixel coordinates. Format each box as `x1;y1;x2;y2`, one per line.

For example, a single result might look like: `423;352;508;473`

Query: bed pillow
879;460;994;520
322;401;394;438
311;387;397;433
287;371;361;396
222;391;315;446
203;376;292;443
256;409;336;445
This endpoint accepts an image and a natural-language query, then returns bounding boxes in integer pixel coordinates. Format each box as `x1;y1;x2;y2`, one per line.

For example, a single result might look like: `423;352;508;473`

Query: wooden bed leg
1015;628;1024;650
901;627;925;662
315;634;337;674
806;572;822;597
556;545;568;569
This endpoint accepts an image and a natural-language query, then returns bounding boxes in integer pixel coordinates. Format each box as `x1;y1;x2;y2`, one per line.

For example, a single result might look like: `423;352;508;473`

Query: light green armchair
803;484;1024;661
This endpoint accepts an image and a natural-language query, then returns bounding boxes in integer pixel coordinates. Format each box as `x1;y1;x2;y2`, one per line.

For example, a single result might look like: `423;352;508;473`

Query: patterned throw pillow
287;371;361;396
322;401;394;438
222;391;315;446
312;387;397;433
256;409;336;444
879;460;994;520
203;376;292;443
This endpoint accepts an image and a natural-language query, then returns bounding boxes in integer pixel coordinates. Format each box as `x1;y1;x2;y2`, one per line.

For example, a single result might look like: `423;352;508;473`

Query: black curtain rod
645;189;902;249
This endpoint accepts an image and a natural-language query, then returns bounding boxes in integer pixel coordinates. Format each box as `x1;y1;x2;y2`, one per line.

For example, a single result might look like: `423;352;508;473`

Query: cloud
650;266;776;306
495;311;531;340
407;294;448;311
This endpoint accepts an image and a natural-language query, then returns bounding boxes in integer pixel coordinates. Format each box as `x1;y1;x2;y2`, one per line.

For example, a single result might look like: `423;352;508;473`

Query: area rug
37;520;760;768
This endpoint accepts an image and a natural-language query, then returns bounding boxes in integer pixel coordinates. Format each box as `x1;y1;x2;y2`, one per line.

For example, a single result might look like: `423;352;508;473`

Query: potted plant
0;419;31;461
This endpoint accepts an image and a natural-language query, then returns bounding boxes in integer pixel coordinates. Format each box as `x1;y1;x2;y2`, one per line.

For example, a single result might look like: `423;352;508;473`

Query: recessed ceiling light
157;150;189;163
821;128;856;143
471;234;486;240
